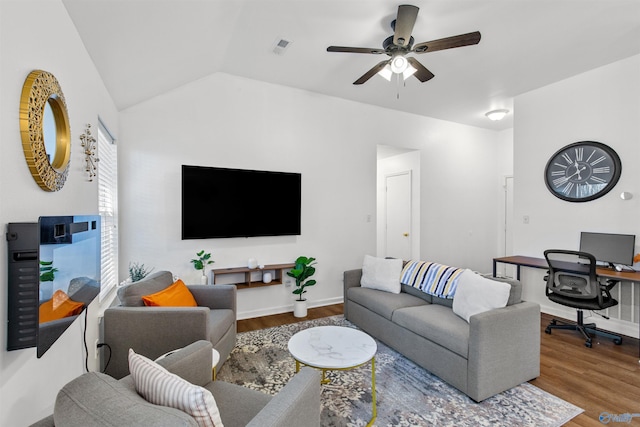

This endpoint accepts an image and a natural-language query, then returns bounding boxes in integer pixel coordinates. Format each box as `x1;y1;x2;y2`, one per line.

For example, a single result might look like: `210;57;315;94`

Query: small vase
263;272;272;284
293;299;307;318
200;274;208;285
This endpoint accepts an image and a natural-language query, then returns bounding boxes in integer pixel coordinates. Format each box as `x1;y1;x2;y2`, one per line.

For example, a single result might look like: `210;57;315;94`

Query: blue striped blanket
400;260;464;299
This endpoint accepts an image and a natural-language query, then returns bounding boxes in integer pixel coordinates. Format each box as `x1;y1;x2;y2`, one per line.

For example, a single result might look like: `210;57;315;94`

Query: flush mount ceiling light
485;109;510;121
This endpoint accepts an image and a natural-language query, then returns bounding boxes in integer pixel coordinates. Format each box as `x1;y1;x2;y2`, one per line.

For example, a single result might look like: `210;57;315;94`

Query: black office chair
543;249;622;348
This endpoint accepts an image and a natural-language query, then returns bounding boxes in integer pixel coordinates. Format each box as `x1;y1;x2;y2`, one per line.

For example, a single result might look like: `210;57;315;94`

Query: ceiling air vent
272;38;293;55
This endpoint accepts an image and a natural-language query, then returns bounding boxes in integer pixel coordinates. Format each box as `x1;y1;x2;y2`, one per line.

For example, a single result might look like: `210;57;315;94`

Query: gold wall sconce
79;124;99;181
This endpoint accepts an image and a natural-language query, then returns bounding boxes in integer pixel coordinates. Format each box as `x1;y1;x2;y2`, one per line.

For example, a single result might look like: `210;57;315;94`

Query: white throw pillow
128;349;224;427
452;269;511;322
360;255;403;294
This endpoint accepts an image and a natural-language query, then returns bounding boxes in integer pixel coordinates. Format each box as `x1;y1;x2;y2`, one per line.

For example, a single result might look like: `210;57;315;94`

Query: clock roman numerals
544;141;621;202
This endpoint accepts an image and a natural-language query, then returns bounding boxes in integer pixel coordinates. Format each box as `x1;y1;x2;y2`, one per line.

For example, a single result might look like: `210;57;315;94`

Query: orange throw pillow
142;279;198;307
39;289;85;323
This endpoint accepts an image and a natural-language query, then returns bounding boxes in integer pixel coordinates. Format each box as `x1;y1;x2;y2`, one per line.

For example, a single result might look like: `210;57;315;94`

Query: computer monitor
579;232;636;267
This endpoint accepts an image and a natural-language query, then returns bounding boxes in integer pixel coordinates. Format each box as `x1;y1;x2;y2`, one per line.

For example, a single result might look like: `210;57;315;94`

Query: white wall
0;1;119;425
118;72;508;319
513;54;640;337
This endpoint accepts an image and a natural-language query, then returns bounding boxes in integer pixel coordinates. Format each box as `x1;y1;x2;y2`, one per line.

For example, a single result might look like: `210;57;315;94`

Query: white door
385;171;412;260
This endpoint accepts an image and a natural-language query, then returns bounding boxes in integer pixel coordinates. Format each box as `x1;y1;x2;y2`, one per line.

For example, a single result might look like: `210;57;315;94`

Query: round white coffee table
288;326;377;426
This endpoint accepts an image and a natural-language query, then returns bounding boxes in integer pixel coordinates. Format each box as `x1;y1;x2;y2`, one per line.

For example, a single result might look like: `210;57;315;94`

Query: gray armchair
103;271;236;379
30;340;321;427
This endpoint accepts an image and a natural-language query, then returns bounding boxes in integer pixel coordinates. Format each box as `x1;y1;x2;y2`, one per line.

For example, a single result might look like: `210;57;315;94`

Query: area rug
217;316;583;426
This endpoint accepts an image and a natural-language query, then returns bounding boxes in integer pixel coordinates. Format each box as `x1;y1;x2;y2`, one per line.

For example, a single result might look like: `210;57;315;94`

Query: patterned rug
217;316;583;426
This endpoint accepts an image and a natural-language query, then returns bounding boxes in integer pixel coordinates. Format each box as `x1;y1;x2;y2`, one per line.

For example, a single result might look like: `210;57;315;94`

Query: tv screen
182;165;301;239
579;231;636;267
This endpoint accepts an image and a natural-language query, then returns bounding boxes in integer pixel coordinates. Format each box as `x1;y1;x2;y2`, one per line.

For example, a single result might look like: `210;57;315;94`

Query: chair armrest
103;306;210;379
154;340;213;387
247;368;321;427
467;301;541;401
343;269;362;319
188;284;237;313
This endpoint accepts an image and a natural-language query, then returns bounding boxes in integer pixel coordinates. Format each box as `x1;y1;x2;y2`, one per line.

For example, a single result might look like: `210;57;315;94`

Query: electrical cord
82;304;112;373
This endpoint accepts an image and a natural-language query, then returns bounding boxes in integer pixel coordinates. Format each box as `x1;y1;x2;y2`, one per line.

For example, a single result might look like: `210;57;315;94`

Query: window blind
97;120;118;301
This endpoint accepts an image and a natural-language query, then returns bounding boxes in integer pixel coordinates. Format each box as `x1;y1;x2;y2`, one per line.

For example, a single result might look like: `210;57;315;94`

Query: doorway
376;145;420;260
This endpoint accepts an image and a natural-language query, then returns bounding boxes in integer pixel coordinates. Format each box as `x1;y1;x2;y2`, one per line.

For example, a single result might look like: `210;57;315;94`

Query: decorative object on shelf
19;69;71;192
263;272;273;284
129;262;154;283
211;263;295;289
191;250;214;285
79;123;99;181
287;256;317;318
247;258;258;269
544;141;622;202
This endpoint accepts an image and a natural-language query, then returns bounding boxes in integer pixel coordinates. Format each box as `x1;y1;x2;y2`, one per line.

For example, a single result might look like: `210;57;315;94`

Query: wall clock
544;141;621;202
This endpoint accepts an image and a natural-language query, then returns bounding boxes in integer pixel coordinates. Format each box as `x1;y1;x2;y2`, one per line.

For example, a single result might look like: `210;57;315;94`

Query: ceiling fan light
378;65;393;81
390;56;408;74
402;65;417;80
485;109;509;121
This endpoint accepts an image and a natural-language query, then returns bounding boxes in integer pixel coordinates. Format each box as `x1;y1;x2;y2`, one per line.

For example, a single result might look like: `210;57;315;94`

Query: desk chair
543;249;622;348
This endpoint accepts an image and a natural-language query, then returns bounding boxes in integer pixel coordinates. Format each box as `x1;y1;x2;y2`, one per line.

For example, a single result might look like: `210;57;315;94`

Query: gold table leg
293;356;377;426
367;357;377;427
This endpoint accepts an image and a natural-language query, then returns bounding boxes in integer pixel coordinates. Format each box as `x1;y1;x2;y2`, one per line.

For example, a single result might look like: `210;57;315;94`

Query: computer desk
493;255;640;358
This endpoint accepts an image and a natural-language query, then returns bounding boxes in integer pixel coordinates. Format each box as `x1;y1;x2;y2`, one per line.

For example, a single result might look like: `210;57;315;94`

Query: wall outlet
94;339;100;360
284;279;293;287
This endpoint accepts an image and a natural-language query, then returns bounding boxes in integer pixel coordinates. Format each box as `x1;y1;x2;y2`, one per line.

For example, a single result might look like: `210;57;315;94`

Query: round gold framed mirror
20;70;71;192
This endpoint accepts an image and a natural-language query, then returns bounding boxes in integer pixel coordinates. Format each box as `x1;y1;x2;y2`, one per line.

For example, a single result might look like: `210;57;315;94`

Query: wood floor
238;304;640;426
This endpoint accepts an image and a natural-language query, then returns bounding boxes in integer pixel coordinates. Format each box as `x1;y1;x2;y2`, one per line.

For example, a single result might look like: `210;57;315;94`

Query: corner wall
118;72;509;319
0;1;119;425
513;54;640;337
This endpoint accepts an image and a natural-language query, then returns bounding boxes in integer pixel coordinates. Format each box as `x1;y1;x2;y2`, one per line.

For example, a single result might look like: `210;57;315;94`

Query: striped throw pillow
128;349;223;427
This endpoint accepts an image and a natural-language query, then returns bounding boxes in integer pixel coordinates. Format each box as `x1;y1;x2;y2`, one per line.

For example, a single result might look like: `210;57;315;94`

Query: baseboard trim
237;296;344;320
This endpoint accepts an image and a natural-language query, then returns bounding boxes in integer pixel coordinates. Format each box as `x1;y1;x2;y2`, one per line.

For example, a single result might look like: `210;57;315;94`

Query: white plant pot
200;274;208;285
293;299;307;318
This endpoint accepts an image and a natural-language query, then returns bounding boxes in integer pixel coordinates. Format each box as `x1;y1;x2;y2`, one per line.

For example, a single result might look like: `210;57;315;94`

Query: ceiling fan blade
407;57;435;82
353;60;390;85
327;46;386;54
412;31;481;53
393;5;419;47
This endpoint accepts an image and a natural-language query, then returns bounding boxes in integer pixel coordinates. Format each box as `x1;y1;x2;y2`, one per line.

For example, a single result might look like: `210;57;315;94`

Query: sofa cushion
54;372;197;426
118;271;175;307
129;349;223;427
348;287;428;321
452;270;510;322
142;279;198;307
360;255;403;294
392;304;470;359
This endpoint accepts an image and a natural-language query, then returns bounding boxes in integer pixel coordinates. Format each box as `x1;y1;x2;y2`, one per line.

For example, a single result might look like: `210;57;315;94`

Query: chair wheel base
614;338;622;345
544;327;552;334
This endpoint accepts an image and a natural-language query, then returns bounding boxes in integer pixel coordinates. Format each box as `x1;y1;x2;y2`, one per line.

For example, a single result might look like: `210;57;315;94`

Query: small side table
156;347;220;380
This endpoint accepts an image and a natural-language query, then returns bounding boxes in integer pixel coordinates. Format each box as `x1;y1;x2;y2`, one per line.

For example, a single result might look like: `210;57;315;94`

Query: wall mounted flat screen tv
182;165;301;239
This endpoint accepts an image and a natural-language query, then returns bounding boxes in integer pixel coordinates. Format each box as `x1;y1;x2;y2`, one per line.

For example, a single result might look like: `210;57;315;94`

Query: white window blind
97;120;118;301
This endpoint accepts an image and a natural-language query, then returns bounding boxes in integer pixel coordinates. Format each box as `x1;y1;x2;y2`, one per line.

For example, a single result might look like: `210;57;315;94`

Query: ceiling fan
327;4;481;85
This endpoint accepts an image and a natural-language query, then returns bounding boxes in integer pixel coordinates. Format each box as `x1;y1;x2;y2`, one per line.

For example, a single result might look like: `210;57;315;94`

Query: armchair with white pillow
30;340;321;427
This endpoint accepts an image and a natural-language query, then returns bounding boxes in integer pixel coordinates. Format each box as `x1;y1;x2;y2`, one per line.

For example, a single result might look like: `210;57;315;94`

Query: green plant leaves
288;256;317;300
191;250;214;271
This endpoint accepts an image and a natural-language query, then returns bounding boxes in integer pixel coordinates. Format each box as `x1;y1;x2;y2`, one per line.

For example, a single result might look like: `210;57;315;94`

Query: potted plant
191;250;214;284
287;256;317;318
128;262;154;283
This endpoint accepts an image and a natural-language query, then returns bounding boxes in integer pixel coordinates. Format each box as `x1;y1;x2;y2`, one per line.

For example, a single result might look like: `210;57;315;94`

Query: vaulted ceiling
62;0;640;130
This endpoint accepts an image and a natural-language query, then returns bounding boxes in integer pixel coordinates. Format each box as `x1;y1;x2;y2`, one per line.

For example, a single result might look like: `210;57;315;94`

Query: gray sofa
103;271;236;379
344;268;540;402
30;340;321;427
